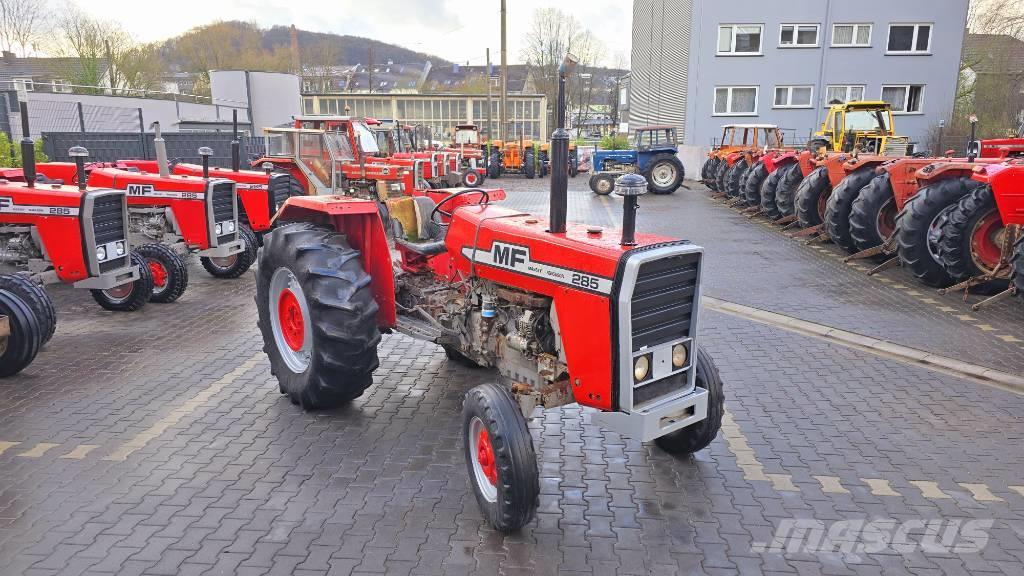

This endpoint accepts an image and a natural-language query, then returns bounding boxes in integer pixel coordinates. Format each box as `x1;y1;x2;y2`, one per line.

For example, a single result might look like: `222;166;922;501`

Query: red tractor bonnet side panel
0;182;92;283
883;158;934;210
175;163;274;232
444;205;677;412
981;162;1024;226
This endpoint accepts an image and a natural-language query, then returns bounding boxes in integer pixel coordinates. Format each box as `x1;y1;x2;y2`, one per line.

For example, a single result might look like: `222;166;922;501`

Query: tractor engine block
128;208;173;243
0;229;41;265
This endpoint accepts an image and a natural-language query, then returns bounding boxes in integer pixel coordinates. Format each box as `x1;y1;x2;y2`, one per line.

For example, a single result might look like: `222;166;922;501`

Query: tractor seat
391;196;448;256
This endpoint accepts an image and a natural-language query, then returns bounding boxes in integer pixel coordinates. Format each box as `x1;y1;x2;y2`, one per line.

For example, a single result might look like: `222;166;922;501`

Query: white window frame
779;24;820;48
713;86;759;116
50;79;72;93
824;85;867;106
881;84;925;114
717;24;764;56
12;78;34;92
886;23;932;54
773;85;814;109
831;23;872;47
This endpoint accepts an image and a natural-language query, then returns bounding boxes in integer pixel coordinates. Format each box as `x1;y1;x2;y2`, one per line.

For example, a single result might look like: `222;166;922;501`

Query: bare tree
520;8;607;120
0;0;48;56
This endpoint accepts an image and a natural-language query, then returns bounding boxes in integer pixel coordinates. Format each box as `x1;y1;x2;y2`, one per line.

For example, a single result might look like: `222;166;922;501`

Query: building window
12;78;33;92
832;24;872;47
825;85;866;105
50;79;72;93
714;86;758;116
881;85;925;113
717;24;763;55
779;24;819;48
774;85;813;108
887;24;931;53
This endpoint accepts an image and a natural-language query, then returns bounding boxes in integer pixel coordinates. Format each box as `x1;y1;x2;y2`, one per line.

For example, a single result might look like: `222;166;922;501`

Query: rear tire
825;167;876;253
850;173;898;254
743;161;769;207
589;173;616;196
644;153;684;194
488;152;502;179
1011;235;1024;301
705;158;721;190
136;243;189;304
895;176;982;287
775;163;803;217
0;273;55;345
936;184;1009;292
256;222;380;409
201;227;258;279
0;289;42;377
654;347;724;455
760;168;784;220
795;166;831;228
523;150;536;179
714;159;730;193
568;151;579;177
725;162;748;198
91;251;153;312
462;382;538;532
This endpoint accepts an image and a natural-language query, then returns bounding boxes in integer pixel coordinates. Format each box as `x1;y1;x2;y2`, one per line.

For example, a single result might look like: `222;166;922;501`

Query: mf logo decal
126;184;203;200
461;241;613;294
0;196;79;216
126;184;155;196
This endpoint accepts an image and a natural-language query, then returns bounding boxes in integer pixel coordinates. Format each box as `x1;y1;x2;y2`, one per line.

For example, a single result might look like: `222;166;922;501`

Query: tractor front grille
86;190;130;274
884;137;912;157
615;246;702;411
630;254;699;351
209;181;237;243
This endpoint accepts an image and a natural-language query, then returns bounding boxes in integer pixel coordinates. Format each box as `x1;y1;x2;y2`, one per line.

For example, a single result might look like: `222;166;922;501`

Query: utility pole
368;45;374;94
500;0;508;141
486;48;494;141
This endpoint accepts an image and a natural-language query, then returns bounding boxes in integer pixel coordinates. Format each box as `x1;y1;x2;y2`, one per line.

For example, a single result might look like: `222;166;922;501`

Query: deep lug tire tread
1011;235;1024;300
135;243;189;304
895;176;981;287
462;382;539;532
795;166;831;228
654;348;724;455
0;289;42;377
849;173;895;253
824;167;876;254
523;151;536;179
774;164;803;217
935;184;1009;293
725;162;748;199
0;273;56;344
256;222;380;409
742;161;769;207
759;168;784;220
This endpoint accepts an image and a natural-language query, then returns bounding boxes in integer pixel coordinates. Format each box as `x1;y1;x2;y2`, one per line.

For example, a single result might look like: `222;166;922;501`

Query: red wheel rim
817;190;830;220
877;198;897;239
970;208;1005;272
148;260;168;288
476;427;497;486
466;172;479;186
277;288;305;351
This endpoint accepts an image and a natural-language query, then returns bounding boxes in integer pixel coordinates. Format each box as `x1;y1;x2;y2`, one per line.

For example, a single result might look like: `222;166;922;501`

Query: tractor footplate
395;314;445;343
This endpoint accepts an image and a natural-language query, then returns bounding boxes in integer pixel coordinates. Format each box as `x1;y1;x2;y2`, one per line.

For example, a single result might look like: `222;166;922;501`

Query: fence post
77;102;86;133
138;108;147;160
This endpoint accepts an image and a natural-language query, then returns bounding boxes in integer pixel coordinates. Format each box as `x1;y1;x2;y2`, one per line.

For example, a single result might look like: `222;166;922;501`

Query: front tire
589;173;616;196
201;227;258;279
91;251;153;312
0;273;55;344
654;347;724;455
895;176;982;287
0;289;43;377
645;153;684;194
136;243;189;303
795;166;831;228
523;150;536;179
462;382;538;532
256;222;381;409
824;167;876;253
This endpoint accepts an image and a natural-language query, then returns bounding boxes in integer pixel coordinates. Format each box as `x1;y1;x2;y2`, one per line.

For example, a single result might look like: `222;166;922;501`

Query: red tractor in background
253;55;725;532
366;119;476;189
448;123;488;186
0;105;148;316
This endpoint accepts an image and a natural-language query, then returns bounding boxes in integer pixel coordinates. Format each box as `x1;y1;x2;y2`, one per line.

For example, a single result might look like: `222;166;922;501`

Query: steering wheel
430;188;490;225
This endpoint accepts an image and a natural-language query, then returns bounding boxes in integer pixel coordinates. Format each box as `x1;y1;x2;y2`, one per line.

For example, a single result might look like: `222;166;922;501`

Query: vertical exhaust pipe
231;109;240;172
967;114;979;163
150;121;170;177
69;146;89;191
19;102;36;188
199;147;213;179
548;53;578;234
614;174;647;246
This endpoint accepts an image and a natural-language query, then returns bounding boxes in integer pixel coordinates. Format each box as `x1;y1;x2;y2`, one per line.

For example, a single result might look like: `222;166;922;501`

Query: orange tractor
701;124;783;195
487;133;539;179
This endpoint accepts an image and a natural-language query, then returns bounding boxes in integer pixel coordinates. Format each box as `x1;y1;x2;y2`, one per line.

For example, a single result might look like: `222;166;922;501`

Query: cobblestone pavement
0;180;1022;575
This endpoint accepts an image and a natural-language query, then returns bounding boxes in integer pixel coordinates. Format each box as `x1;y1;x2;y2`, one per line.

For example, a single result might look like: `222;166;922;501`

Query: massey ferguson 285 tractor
0;106;147;315
254;55;724;532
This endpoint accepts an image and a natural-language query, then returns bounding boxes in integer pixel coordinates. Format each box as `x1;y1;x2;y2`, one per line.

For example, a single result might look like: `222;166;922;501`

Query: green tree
0;132;14;167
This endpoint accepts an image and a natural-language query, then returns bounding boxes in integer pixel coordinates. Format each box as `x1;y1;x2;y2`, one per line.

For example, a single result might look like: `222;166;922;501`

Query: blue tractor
588;125;685;195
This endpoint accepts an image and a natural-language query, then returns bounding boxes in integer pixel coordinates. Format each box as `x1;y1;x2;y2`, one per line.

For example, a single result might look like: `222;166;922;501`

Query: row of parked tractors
700;105;1024;310
0;105;505;376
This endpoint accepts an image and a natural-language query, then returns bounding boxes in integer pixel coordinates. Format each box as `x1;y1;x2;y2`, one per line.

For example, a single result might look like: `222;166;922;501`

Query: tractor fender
274;195;397;328
970;162;1024;226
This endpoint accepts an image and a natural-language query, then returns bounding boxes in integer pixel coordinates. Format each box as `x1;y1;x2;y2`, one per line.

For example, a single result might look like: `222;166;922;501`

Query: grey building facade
684;0;969;148
629;1;693;132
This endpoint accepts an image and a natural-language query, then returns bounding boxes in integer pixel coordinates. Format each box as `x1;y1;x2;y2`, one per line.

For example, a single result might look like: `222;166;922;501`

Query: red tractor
253;57;724;532
933;160;1024;307
0;107;148;315
366;119;473;189
449;123;488;186
0;273;50;376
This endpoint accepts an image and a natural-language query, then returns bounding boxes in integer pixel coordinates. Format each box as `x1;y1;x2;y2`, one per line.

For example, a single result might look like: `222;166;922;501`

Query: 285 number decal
571;272;601;291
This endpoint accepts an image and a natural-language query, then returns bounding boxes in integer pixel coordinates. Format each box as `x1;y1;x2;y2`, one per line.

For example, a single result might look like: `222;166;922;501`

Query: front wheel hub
469;417;498;502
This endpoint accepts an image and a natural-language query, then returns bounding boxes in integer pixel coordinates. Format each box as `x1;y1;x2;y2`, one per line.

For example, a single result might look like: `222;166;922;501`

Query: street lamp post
548;53;578;235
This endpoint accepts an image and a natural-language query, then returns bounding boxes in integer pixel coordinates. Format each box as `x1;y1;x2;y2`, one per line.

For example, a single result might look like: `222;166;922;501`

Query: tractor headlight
215;223;223;235
633;355;650;382
226;221;235;233
115;241;126;256
96;246;107;261
672;344;688;368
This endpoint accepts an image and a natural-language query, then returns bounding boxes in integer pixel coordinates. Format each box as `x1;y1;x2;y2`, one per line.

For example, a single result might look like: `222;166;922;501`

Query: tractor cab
633;125;678;151
814;101;910;156
454;124;481;146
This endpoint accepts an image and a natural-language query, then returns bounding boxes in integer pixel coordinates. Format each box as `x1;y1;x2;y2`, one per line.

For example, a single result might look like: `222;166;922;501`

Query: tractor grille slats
91;193;126;245
630;254;698;352
211;182;235;224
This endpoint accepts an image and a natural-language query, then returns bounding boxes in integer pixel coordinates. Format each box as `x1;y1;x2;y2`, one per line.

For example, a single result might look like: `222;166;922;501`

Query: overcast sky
69;0;633;67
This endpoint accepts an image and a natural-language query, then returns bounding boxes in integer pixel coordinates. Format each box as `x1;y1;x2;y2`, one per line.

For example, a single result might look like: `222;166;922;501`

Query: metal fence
41;132;267;167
